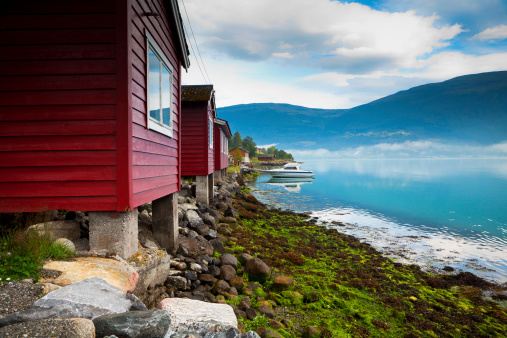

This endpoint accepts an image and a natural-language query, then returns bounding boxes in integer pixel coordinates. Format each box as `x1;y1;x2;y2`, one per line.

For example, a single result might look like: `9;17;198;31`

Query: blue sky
180;0;507;109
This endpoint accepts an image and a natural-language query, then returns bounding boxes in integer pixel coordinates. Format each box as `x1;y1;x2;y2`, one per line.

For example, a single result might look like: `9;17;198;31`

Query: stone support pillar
152;192;178;254
196;175;209;205
208;173;214;202
89;208;138;259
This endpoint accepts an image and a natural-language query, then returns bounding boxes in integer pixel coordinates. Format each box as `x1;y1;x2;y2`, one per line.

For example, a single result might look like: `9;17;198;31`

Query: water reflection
265;177;313;192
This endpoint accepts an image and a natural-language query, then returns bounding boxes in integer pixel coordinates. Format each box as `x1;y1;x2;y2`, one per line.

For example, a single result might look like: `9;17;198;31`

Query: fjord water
252;159;507;283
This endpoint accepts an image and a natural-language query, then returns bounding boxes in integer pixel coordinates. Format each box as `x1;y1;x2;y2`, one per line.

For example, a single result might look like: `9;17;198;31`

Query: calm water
251;159;507;284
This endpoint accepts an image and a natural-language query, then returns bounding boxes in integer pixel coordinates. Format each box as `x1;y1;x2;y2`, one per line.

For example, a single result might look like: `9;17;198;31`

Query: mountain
216;71;507;151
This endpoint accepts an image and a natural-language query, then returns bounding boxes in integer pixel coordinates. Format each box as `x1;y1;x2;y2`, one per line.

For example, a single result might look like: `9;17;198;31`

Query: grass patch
228;165;240;173
0;228;74;281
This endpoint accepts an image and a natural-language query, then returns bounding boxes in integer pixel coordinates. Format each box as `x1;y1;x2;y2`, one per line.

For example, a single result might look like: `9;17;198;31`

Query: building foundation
89;208;138;259
208;173;214;202
196;175;209;205
152;192;178;254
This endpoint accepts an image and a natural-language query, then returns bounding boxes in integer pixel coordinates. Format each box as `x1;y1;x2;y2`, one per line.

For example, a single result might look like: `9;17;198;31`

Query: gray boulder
244;258;270;282
202;213;217;228
0;277;141;327
93;309;171;338
220;254;238;270
178;236;213;258
186;210;204;228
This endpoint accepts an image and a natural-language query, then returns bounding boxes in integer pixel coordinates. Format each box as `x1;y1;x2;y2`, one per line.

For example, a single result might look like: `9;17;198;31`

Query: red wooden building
180;85;217;204
213;117;232;180
0;0;190;257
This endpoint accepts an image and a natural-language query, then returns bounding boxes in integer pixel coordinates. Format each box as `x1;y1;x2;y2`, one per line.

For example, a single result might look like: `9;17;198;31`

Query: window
146;31;173;137
209;118;213;148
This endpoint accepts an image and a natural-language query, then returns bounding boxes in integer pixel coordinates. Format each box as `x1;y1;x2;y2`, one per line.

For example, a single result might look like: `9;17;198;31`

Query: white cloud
471;24;507;41
272;52;294;59
257;143;279;149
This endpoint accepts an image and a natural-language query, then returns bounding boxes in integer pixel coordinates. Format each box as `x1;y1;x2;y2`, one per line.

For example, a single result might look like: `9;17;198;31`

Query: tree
242;136;257;158
230;131;242;150
267;146;276;154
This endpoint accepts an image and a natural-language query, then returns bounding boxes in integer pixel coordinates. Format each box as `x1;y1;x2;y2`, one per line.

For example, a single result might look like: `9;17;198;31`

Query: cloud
183;0;463;74
257;143;278;149
471;25;507;41
287;140;507;159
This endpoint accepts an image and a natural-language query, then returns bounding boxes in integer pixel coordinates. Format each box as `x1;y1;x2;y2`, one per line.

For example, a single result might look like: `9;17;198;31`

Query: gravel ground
0;281;44;317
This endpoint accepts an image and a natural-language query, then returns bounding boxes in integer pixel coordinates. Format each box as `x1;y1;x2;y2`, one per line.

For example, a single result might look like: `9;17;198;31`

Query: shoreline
248;178;507;286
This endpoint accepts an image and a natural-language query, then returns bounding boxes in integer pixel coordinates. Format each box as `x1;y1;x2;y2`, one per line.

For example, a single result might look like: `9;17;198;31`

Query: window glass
161;65;171;126
209;119;213;148
148;48;161;122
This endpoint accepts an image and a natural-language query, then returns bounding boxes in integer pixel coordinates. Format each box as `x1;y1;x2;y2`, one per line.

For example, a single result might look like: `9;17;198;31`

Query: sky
179;0;507;109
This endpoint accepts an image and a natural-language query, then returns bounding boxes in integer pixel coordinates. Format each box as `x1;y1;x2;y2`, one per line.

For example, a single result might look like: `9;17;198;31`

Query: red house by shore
180;85;218;205
0;0;190;257
213;117;232;180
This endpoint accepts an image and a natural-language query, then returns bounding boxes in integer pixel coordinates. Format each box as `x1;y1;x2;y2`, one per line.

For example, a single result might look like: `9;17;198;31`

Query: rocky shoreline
1;171;507;337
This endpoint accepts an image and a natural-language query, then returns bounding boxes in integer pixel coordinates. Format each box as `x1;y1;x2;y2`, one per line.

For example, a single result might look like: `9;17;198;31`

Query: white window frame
209;118;213;149
146;30;173;138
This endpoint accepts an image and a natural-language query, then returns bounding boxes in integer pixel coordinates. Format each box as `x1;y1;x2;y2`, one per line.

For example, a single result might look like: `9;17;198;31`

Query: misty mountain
217;71;507;151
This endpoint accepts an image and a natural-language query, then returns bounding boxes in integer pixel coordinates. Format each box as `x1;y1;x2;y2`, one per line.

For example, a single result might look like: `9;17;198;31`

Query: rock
178;236;214;258
199;274;216;284
238;300;250;312
185;270;198;281
219;265;237;281
179;203;199;212
166;276;189;290
171;261;187;271
157;298;238;333
229;287;238;297
186;210;204;228
224;207;239;218
203;327;242;338
243;332;261;338
259;329;283;338
220;254;238;270
138;213;153;230
212;280;231;294
244;258;271;282
93;309;171;338
54;238;76;251
272;276;294;290
0;278;143;328
195;223;210;236
302;326;320;338
210;239;226;254
190;262;203;273
0;318;95;338
208;265;221;277
229;277;245;292
40;283;62;296
171;331;201;338
128;248;171;294
443;266;455;272
203;229;218;240
28;220;81;241
40;257;139;293
237;253;253;265
245;308;258;320
202;213;217;228
268;320;283;329
197;255;213;265
221;216;237;224
258;306;275;318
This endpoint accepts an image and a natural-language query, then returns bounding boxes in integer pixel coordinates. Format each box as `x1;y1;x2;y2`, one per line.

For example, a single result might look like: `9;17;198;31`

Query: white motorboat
263;163;314;178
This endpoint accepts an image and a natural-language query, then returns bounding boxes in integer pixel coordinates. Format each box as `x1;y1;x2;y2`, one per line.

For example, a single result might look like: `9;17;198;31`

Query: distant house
0;0;190;258
229;147;250;164
258;154;276;161
213;117;232;180
181;85;216;205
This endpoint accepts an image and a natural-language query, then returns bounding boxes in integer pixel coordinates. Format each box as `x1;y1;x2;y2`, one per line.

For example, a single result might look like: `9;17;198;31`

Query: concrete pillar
152;192;178;254
89;208;138;259
196;175;209;205
208;173;214;202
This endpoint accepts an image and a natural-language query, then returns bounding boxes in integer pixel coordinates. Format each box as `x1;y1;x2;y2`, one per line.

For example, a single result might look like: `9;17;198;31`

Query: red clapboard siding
132;182;178;207
181;102;211;176
1;29;115;45
0;105;116;121
133;175;177;194
0;90;116;106
0;60;116;76
0;120;116;136
133;165;178;179
0;75;116;91
0;197;117;213
0;45;116;61
0;135;116;151
0;151;116;167
0;166;116;182
0;181;116;198
0;14;116;29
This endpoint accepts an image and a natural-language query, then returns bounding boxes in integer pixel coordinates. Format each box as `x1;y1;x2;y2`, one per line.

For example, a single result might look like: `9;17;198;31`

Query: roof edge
169;0;190;70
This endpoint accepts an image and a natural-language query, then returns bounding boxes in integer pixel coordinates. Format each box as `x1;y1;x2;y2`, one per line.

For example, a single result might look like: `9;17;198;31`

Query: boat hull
267;171;314;178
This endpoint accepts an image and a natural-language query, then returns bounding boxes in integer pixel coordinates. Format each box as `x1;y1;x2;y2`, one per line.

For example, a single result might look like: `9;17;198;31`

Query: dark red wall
0;0;183;212
181;101;214;176
214;124;228;170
